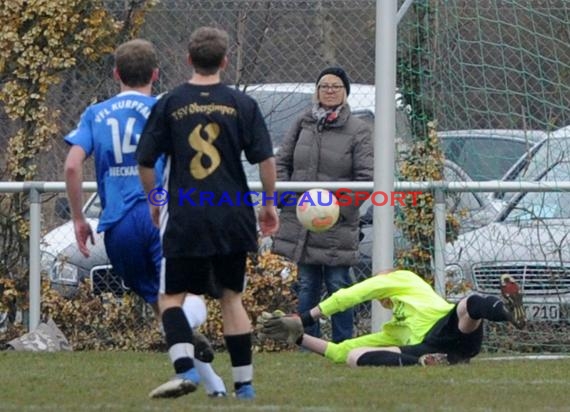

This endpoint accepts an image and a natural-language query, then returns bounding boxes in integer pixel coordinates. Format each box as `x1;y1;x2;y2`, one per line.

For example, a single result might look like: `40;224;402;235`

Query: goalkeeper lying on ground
259;269;525;366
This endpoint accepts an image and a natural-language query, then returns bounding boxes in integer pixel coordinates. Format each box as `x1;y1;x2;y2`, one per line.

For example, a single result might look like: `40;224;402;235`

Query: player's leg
105;204;198;398
298;324;398;359
458;274;526;332
323;330;405;364
181;295;214;362
418;307;479;365
500;274;526;328
218;288;254;399
149;231;215;364
149;257;211;399
296;264;324;338
146;219;225;396
347;346;421;367
103;201;160;309
181;294;227;397
215;253;255;400
149;291;199;398
323;265;354;343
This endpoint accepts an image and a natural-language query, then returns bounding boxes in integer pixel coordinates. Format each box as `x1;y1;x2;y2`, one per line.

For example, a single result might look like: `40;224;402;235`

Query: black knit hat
316;67;351;96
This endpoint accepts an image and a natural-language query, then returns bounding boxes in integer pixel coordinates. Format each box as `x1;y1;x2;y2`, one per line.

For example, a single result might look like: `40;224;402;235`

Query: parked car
439;128;553;227
491;125;570;207
439;129;546;181
445;158;570;322
40;195;118;298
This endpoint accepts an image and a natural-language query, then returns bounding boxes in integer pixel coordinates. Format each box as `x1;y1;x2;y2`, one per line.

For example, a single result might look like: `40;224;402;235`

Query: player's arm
138;166;156;195
318;271;403;317
261;271;412;348
264;273;396;324
136;96;170;227
64;145;86;221
64;145;94;257
243;98;279;235
137;147;161;228
138;165;159;226
259;156;276;206
266;270;403;328
258;156;279;236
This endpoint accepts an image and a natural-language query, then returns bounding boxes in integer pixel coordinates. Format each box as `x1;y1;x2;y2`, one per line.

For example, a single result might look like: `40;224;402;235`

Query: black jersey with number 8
137;83;274;258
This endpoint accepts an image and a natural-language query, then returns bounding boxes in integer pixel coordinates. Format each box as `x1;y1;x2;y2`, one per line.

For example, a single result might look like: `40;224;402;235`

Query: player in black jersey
137;26;279;400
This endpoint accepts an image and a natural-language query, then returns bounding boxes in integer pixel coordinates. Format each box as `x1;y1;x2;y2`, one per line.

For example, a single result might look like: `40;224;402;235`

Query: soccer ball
296;189;340;232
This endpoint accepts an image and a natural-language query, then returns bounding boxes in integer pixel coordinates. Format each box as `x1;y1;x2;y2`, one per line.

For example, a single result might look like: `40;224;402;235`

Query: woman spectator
272;67;373;343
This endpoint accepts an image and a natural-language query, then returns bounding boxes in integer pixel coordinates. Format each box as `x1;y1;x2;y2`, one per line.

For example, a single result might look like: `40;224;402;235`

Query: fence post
28;184;42;331
433;187;446;296
371;0;398;332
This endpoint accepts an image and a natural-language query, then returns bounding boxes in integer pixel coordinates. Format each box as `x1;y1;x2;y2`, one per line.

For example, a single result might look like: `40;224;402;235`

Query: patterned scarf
312;103;343;132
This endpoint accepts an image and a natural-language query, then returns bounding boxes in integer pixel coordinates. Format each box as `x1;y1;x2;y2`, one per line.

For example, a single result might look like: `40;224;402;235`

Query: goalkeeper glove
258;312;304;345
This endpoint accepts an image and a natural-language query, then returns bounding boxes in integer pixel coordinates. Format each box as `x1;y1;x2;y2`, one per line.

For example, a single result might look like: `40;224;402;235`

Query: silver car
491;126;570;207
41;195;121;298
439;129;546;181
445;158;570;322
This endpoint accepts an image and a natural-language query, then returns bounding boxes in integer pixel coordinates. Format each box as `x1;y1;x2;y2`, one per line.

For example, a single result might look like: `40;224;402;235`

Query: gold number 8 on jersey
188;123;221;179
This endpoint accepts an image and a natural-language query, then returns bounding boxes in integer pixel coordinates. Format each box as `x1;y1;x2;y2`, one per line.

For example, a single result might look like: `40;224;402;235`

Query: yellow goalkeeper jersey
319;270;454;360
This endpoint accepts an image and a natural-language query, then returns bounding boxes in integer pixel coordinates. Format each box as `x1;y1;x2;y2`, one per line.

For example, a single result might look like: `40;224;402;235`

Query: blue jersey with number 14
65;91;158;233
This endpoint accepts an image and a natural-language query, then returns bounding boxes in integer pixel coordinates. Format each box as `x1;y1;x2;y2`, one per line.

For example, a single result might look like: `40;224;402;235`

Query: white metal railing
2;180;570;331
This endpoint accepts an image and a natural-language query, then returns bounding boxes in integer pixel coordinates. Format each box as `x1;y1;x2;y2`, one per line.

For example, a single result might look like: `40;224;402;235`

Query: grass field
1;351;569;411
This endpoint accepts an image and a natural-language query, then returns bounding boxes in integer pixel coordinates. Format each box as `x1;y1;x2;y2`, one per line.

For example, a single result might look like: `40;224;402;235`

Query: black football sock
225;333;253;390
356;350;419;367
162;307;195;374
466;294;509;322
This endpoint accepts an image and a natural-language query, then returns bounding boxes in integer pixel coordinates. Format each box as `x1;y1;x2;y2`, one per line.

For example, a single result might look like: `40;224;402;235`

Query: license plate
524;303;560;321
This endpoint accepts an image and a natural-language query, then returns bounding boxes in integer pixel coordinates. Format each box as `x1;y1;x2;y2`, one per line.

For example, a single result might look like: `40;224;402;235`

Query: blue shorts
104;201;160;304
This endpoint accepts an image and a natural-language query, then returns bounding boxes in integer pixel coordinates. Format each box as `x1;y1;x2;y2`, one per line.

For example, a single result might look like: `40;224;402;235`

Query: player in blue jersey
137;27;279;400
63;39;227;397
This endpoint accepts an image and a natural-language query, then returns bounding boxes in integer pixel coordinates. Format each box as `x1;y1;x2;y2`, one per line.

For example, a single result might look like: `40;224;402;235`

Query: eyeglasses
318;84;344;91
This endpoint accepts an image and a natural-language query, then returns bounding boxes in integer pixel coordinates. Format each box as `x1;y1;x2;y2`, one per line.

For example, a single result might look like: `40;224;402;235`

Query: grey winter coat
272;104;374;266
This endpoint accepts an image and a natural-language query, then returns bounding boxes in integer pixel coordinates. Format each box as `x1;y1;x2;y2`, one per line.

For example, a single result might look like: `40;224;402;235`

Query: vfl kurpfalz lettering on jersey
64;92;158;232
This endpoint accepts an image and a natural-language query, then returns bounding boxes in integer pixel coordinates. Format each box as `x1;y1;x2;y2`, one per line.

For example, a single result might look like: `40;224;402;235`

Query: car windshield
510;137;570;182
442;161;484;211
504;161;570;221
441;136;536;181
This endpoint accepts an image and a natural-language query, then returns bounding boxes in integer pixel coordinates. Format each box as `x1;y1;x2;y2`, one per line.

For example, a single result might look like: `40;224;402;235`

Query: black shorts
162;252;248;298
400;305;483;363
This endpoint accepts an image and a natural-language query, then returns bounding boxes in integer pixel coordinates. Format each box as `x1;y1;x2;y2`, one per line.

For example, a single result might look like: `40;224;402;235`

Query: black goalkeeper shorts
400;305;483;363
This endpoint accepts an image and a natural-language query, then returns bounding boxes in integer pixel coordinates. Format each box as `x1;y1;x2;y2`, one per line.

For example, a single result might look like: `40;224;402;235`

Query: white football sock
182;294;226;394
182;295;207;328
194;359;227;394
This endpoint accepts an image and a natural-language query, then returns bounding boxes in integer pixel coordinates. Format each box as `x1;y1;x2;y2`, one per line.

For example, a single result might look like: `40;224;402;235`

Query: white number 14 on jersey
107;117;138;164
